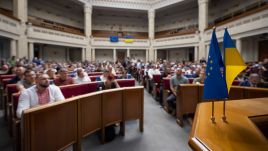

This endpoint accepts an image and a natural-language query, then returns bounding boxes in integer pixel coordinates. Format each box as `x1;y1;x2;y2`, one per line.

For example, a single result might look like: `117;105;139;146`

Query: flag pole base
222;115;227;122
211;116;216;123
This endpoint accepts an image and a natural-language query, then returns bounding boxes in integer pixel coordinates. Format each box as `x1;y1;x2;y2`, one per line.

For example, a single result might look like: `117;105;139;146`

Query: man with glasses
16;73;65;118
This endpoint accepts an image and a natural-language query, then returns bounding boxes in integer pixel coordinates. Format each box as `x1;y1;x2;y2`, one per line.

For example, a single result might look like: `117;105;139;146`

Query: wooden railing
206;1;268;30
92;30;148;39
155;27;197;39
28;16;84;36
0;7;20;21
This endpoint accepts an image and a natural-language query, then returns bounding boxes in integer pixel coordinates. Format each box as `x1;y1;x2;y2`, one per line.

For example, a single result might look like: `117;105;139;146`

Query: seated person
46;68;57;84
167;68;189;115
98;75;119;90
147;65;161;79
118;69;132;79
96;74;120;142
16;73;65;118
74;68;91;84
16;70;36;91
100;70;109;82
8;66;25;84
240;73;268;88
54;68;74;86
193;70;205;84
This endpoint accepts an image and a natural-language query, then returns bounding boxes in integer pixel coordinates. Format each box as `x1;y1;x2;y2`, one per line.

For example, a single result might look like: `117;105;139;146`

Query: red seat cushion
60;83;90;98
163;78;170;90
116;79;135;87
87;82;98;93
232;80;240;86
188;78;194;84
0;74;15;84
88;72;103;76
89;76;98;81
153;74;161;83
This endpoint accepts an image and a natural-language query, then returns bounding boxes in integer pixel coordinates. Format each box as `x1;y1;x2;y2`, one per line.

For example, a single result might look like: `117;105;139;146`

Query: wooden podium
189;98;268;151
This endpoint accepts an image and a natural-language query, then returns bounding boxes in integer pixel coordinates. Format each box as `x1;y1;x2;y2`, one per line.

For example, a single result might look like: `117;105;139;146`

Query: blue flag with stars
203;29;228;100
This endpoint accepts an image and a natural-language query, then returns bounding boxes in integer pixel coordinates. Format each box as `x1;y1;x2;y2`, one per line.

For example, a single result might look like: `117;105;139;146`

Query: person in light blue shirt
166;68;189;115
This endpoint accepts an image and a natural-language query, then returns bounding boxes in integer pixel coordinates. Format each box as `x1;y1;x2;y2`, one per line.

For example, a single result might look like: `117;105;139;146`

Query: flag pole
222;99;227;122
222;27;228;122
211;100;215;123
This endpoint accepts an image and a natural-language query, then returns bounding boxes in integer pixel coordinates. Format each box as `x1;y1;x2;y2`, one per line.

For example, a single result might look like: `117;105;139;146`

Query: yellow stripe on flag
225;48;246;93
124;39;134;43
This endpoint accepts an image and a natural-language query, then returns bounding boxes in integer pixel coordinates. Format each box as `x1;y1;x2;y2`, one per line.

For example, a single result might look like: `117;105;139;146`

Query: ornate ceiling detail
77;0;186;10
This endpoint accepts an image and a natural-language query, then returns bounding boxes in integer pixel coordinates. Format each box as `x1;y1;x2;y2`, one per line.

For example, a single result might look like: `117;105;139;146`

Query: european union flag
203;29;228;100
110;36;119;42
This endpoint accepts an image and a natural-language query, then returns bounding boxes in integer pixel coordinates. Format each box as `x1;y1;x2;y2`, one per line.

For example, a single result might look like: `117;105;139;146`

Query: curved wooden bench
21;86;144;151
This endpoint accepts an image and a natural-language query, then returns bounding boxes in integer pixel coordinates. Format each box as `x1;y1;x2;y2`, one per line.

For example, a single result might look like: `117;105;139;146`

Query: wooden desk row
21;86;144;151
176;84;268;126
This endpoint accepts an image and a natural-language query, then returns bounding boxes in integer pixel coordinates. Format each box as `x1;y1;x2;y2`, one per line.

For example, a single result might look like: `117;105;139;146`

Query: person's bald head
249;73;260;85
16;66;25;76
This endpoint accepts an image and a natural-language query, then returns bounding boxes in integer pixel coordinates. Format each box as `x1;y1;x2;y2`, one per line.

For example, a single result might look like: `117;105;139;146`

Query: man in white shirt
74;68;91;84
16;73;65;118
148;65;161;79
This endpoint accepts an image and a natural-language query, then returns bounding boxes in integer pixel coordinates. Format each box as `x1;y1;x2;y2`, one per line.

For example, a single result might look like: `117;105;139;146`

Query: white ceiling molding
77;0;186;10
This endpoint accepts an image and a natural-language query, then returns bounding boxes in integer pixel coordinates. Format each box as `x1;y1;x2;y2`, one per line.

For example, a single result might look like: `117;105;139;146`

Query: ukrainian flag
124;35;134;43
223;28;246;93
204;29;228;100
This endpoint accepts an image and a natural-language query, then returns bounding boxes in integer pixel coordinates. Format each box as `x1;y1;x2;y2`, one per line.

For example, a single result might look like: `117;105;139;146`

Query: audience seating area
0;77;137;151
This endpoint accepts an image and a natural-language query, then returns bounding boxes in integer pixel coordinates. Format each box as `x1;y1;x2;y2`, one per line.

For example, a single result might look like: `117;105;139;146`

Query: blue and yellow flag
204;29;228;100
124;35;134;43
223;28;246;93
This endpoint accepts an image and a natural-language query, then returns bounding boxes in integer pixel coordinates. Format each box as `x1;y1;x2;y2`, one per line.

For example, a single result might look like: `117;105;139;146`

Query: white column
194;46;199;61
113;48;116;62
84;4;92;37
92;48;95;61
154;49;157;62
198;0;209;60
127;48;130;58
10;39;16;57
28;42;34;61
205;44;210;60
85;45;91;61
236;38;242;53
146;49;149;62
81;48;86;61
148;9;155;61
198;0;208;33
13;0;28;23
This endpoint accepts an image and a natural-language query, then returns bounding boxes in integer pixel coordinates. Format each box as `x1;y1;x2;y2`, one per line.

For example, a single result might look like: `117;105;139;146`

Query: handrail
155;28;197;39
0;8;20;21
206;2;268;30
28;16;85;36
